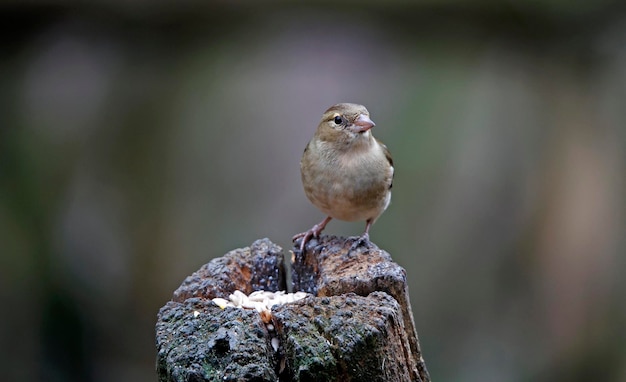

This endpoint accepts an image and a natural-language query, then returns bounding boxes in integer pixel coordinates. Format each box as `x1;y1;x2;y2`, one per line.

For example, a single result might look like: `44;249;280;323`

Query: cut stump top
156;236;430;382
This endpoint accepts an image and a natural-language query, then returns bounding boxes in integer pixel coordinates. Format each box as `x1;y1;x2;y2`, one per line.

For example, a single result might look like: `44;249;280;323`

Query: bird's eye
334;116;343;125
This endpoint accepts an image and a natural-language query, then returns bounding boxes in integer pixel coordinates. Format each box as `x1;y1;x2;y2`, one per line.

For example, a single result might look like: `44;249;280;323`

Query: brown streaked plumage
293;103;394;252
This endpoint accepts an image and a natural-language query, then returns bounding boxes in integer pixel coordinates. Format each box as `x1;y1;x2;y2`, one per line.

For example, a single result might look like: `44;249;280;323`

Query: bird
293;103;394;253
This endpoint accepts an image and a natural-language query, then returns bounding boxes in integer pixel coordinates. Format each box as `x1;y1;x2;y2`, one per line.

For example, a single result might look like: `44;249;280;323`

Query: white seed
242;300;265;313
294;292;308;300
219;290;310;314
229;290;248;307
248;290;269;301
233;290;246;300
212;298;232;309
271;337;280;352
228;294;240;306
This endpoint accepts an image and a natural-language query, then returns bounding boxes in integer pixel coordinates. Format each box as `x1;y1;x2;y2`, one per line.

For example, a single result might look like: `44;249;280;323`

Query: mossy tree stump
156;236;430;382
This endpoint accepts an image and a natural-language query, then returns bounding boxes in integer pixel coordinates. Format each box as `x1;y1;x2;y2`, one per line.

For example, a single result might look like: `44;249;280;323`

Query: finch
293;103;394;252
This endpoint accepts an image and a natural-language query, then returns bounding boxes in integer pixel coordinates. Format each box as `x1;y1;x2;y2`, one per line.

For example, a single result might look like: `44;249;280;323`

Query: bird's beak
352;114;375;133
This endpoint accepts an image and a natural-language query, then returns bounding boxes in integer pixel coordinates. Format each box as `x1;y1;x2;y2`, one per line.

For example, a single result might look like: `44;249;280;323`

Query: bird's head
315;103;376;145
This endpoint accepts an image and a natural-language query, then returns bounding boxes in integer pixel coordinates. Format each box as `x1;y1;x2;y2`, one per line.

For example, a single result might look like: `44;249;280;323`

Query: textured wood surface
156;237;430;382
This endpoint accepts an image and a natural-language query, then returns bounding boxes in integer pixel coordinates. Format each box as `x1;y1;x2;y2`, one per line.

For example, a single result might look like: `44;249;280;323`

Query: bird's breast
301;140;392;222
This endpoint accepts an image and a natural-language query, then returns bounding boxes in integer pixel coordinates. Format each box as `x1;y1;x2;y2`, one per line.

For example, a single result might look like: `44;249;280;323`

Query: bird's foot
293;217;332;254
349;232;371;252
292;225;322;253
292;229;316;253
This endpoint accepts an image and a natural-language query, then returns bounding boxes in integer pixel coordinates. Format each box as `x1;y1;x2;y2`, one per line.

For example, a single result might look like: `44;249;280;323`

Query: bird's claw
292;230;313;253
349;233;370;252
292;224;324;253
292;231;307;241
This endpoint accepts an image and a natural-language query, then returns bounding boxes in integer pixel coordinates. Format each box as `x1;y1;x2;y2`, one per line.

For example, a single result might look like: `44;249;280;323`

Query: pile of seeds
211;290;310;352
212;290;309;313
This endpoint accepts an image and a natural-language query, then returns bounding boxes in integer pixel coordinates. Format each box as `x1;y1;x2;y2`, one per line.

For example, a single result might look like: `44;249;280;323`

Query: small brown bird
293;103;394;252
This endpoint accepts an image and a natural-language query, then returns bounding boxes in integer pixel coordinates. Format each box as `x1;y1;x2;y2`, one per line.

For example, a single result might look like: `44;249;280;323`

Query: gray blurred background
1;1;626;381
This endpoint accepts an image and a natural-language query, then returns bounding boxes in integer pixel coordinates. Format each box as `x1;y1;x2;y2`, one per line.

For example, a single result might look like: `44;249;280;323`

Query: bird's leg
362;219;373;240
350;219;373;251
292;216;332;253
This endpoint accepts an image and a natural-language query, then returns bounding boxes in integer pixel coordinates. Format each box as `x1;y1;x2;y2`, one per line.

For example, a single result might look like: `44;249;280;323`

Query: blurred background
1;1;625;381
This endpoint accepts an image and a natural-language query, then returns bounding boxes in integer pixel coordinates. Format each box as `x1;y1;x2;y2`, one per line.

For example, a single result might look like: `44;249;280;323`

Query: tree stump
156;236;430;382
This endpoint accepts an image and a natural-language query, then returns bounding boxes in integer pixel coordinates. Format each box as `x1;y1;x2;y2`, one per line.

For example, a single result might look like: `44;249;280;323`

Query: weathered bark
292;235;430;382
171;238;286;303
157;298;278;381
156;236;430;382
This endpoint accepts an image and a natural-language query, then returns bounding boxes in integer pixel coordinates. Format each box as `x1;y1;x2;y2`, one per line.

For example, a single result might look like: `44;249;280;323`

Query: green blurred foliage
1;2;626;381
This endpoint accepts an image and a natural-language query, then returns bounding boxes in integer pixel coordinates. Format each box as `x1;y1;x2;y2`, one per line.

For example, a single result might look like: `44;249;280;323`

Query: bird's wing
377;139;393;167
376;138;394;189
